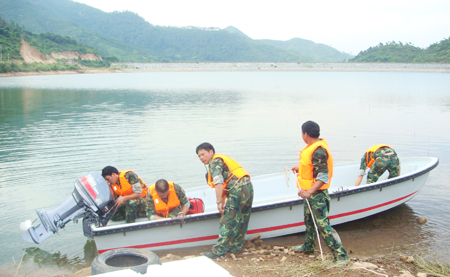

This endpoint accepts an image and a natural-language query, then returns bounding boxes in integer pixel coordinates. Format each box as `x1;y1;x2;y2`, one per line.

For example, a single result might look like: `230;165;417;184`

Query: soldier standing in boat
101;166;148;224
145;179;190;220
196;142;254;259
291;121;349;261
355;145;400;186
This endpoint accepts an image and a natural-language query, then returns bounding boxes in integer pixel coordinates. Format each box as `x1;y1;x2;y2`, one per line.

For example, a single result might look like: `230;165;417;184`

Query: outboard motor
21;171;116;244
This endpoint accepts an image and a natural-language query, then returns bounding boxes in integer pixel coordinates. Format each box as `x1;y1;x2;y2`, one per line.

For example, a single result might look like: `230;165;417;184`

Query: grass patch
238;258;350;277
414;256;450;277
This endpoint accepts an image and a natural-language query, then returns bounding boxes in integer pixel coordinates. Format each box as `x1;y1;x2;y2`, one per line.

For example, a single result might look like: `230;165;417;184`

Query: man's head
155;179;170;198
196;142;215;165
101;166;119;185
301;121;320;143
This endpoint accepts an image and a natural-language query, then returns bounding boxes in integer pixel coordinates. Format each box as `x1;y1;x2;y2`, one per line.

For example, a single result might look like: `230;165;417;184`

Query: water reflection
1;71;449;274
1;239;97;277
337;204;433;258
264;203;435;259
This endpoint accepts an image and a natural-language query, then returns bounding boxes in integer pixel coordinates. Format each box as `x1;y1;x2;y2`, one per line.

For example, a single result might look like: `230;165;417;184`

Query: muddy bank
64;237;446;277
19;37;102;64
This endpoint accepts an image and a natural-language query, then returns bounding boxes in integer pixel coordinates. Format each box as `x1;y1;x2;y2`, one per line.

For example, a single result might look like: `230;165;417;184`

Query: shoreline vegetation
1;62;450;77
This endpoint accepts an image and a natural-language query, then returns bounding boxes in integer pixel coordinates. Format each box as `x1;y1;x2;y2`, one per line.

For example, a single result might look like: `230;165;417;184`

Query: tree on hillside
422;37;450;63
351;41;423;63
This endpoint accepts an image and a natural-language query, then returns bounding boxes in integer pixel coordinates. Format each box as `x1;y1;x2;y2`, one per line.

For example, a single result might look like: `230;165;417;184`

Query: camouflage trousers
367;154;400;184
111;197;146;223
212;179;254;256
303;189;348;261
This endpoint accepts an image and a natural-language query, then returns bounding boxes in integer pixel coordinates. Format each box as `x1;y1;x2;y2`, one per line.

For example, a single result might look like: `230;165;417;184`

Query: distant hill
350;39;450;63
260;38;352;62
0;16;100;60
223;26;249;38
0;16;118;73
0;0;154;62
0;0;352;62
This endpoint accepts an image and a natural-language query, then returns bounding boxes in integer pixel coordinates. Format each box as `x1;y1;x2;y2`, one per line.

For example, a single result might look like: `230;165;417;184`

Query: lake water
0;71;449;276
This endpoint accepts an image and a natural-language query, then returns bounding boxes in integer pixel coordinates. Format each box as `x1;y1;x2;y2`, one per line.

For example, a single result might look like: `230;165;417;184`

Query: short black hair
102;166;119;178
155;179;169;193
302;121;320;138
196;142;215;154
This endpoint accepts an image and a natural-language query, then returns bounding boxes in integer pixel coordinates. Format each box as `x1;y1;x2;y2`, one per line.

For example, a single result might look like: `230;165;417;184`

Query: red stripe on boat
247;221;305;234
329;191;417;220
98;235;219;254
97;191;417;253
81;176;97;199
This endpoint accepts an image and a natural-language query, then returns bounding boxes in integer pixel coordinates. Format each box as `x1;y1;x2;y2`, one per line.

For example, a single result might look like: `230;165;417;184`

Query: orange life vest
365;144;392;167
111;170;148;197
297;139;333;191
149;182;181;218
207;154;250;199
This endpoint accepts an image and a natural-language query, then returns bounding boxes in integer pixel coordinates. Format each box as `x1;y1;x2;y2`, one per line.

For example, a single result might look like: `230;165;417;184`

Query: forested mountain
260;38;352;63
0;16;99;60
0;16;117;72
350;39;450;63
0;0;153;62
223;26;250;38
0;0;352;62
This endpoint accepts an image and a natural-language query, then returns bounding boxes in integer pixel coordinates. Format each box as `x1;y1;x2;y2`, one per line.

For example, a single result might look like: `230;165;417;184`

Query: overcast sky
74;0;449;55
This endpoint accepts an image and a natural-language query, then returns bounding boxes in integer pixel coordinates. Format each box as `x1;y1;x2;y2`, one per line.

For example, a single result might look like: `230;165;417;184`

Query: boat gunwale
91;157;438;237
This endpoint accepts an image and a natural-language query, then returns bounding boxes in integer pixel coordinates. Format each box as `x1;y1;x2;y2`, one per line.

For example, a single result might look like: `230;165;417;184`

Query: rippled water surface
0;71;449;276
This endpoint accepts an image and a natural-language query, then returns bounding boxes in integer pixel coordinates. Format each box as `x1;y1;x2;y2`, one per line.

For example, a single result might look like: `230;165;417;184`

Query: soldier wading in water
196;142;254;259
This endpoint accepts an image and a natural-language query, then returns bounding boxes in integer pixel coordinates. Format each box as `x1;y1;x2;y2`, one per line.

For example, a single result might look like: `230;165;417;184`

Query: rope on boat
350;267;388;277
284;167;290;187
304;197;324;262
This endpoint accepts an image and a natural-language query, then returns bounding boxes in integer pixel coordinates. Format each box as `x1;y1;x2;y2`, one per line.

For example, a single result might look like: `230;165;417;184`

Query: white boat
91;157;438;254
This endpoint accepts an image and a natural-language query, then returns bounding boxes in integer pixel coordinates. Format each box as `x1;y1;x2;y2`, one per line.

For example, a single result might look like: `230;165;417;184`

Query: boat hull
92;157;438;253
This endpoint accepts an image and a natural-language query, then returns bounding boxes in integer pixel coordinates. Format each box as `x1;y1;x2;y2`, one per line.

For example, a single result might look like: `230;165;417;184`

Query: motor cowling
21;171;115;244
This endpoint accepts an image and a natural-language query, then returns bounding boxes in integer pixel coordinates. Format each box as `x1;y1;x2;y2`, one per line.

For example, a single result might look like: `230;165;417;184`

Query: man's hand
298;189;312;199
115;196;126;206
153;215;166;220
115;192;141;207
217;202;224;215
291;165;299;173
177;212;185;218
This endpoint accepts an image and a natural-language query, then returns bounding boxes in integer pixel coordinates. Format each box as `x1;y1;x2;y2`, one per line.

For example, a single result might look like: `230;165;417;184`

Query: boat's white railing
328;157;438;200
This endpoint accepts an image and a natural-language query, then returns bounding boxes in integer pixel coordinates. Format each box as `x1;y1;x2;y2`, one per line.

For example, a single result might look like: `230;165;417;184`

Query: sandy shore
1;62;449;77
0;68;119;77
113;62;450;73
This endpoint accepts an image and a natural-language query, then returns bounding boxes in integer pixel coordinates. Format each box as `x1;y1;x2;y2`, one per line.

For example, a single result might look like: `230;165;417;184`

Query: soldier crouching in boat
196;142;254;259
355;145;400;186
145;179;190;220
101;166;148;224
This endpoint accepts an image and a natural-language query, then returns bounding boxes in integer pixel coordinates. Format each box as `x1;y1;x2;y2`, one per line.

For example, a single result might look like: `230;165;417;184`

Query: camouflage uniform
145;183;190;219
111;171;147;223
359;147;400;184
209;157;254;256
298;147;349;261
